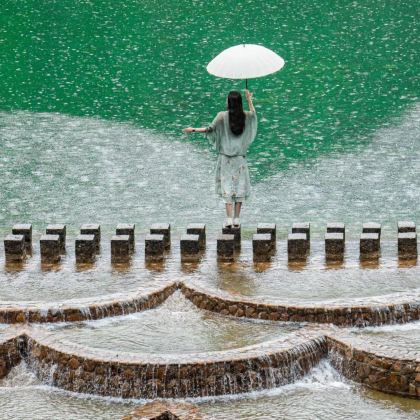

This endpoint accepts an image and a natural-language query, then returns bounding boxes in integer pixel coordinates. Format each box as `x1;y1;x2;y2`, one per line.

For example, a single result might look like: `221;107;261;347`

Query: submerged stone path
2;221;418;263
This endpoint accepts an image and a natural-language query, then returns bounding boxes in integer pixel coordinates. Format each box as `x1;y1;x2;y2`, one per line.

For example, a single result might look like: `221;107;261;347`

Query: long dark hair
227;91;245;136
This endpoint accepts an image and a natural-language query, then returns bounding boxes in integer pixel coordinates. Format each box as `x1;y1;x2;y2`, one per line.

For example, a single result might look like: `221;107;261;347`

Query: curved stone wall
2;328;326;398
0;282;178;324
327;334;420;398
1;280;419;327
180;282;420;327
0;327;419;399
0;332;21;379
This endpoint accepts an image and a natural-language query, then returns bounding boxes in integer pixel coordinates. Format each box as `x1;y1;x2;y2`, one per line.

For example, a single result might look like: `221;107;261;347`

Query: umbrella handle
245;79;248;90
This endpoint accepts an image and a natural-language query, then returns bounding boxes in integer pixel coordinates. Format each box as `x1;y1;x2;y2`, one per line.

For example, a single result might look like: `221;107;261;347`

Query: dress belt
219;153;246;158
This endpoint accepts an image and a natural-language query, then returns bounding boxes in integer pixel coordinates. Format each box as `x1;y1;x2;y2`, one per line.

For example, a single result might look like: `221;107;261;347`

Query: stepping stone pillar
253;233;273;262
116;224;135;252
111;235;131;263
327;222;345;241
186;223;206;250
398;221;416;233
145;234;165;261
325;232;345;262
222;223;241;250
257;223;276;253
12;224;32;251
292;222;310;251
217;234;235;261
75;234;96;263
46;224;66;253
360;232;380;260
4;234;26;262
80;224;101;253
40;234;61;263
180;234;201;261
398;232;417;260
288;233;307;261
150;223;170;250
362;222;381;240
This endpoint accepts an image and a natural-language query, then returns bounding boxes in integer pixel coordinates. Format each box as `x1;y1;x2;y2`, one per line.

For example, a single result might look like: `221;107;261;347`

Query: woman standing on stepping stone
183;90;257;227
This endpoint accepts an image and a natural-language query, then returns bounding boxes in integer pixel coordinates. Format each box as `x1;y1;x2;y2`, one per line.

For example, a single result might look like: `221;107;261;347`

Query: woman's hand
182;127;194;134
244;89;253;100
244;89;255;112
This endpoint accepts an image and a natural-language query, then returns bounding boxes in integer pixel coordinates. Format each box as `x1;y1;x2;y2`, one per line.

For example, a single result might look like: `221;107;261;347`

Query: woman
183;89;257;227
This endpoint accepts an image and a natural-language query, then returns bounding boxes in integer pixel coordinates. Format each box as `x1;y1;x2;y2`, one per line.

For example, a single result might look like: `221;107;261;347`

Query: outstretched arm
182;127;207;134
245;89;255;113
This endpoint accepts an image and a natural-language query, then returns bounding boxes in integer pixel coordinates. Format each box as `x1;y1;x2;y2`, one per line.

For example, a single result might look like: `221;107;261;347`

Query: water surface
41;292;300;354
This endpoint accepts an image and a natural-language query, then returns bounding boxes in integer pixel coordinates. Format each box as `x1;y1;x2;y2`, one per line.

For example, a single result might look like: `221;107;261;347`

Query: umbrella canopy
206;44;285;81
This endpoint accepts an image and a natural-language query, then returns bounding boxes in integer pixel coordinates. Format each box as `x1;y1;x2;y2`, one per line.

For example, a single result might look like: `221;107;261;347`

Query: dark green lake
1;0;419;179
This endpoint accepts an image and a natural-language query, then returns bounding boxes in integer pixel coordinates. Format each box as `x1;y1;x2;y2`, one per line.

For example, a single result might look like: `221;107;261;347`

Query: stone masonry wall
24;333;327;398
327;335;420;398
0;282;178;324
0;334;21;379
181;283;420;327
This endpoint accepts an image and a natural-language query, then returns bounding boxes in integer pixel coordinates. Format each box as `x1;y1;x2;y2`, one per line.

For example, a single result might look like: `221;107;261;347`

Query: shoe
225;217;233;227
233;217;240;227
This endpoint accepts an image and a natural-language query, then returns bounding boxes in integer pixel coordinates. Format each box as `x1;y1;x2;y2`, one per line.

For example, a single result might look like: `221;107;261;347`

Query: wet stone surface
150;224;171;250
187;223;206;250
4;234;26;262
116;224;135;252
46;224;66;253
75;234;96;264
288;233;308;261
40;234;61;264
398;232;417;260
111;235;131;263
80;224;100;253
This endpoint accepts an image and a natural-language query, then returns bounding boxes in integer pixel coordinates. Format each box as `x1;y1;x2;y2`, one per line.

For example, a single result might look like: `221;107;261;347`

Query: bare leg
234;202;242;218
225;203;233;218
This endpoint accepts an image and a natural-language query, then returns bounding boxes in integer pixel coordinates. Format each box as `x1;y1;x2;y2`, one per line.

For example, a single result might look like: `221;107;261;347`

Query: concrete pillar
111;235;131;263
4;234;26;262
12;224;32;251
398;232;417;260
46;224;66;253
75;234;96;263
217;234;235;261
180;234;200;261
398;221;416;233
360;232;380;260
288;233;307;261
292;222;310;251
150;223;171;250
326;222;345;241
257;223;276;253
186;223;206;250
222;224;241;250
80;224;101;253
40;234;61;263
253;233;273;262
325;232;345;262
116;224;135;252
145;234;165;261
362;222;381;239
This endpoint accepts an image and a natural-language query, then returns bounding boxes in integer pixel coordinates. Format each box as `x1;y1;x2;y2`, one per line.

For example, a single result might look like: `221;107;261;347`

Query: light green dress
206;110;258;203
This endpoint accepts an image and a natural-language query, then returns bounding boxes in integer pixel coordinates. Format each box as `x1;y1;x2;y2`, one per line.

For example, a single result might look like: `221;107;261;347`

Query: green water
1;0;419;180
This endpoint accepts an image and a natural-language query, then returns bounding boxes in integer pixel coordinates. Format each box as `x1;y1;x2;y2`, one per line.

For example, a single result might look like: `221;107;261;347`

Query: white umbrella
206;44;285;88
